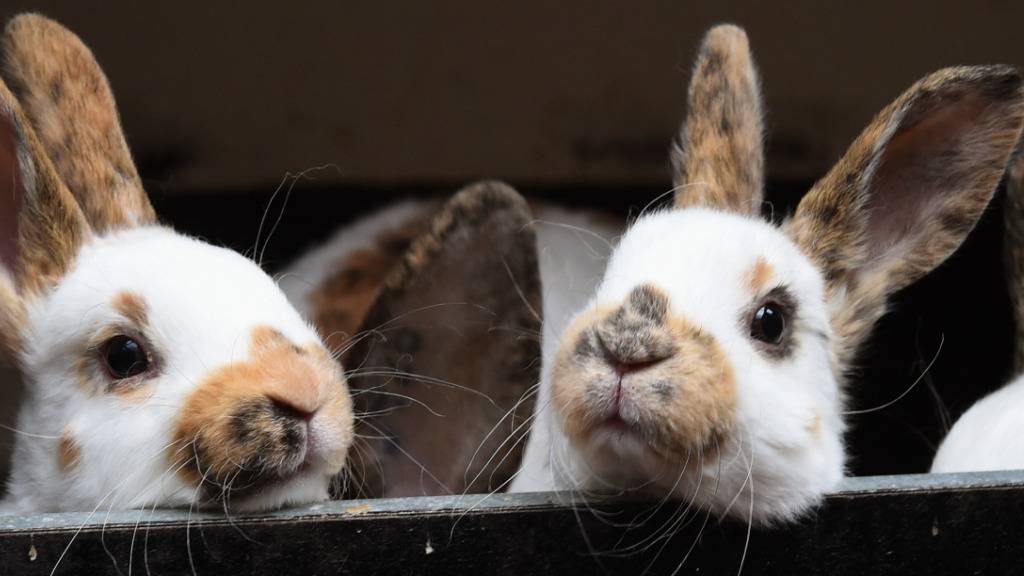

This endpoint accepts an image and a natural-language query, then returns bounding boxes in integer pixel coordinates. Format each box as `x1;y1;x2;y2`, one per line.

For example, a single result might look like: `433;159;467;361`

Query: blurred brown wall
0;2;1020;190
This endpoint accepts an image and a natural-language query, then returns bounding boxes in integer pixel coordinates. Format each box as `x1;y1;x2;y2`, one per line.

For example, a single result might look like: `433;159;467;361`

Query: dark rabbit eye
750;302;785;344
102;335;149;379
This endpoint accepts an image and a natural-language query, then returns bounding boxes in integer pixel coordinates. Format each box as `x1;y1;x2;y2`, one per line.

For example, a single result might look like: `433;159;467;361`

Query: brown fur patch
0;70;91;299
112;290;148;327
172;324;352;496
672;24;764;215
57;427;80;471
746;256;774;294
789;65;1024;368
807;414;822;439
1;14;156;233
341;181;541;498
310;211;434;354
0;269;24;359
552;291;736;462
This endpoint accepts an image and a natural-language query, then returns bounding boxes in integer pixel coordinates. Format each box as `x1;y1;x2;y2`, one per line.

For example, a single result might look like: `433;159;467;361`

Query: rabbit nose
594;327;672;376
612;358;665;377
268;396;317;423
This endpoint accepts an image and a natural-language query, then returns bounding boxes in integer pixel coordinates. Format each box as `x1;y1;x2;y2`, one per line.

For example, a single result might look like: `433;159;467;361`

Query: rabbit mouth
192;430;332;507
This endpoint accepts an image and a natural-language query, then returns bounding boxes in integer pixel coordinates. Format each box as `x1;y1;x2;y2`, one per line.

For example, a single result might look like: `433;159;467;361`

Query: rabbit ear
0;75;91;356
341;182;541;498
671;24;764;215
1004;148;1024;373
0;14;154;234
789;65;1024;366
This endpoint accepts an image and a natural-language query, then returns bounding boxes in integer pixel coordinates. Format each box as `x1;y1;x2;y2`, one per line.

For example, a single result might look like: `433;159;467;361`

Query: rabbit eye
750;302;785;344
101;335;149;379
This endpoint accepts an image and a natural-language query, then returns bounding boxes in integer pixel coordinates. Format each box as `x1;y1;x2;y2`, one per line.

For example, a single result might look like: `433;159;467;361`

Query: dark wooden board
1;471;1021;575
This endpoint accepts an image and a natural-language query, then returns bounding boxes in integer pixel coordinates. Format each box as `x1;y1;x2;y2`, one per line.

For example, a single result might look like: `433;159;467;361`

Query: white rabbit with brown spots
0;14;353;513
510;24;1024;525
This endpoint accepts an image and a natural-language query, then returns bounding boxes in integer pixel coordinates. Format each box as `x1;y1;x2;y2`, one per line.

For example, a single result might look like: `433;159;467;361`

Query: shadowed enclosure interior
0;2;1022;573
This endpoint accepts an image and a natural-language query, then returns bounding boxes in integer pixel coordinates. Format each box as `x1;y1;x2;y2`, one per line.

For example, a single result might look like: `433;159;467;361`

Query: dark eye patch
745;285;798;360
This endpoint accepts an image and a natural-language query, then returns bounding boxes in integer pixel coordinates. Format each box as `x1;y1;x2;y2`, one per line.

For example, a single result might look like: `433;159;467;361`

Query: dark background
0;1;1021;482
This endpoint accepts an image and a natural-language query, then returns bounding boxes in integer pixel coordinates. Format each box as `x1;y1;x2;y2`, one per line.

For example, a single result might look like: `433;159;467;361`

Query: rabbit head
0;14;352;513
545;25;1024;524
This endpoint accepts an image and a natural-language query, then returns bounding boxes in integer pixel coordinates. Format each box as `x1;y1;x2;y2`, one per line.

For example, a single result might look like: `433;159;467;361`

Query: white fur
4;227;342;513
512;205;624;491
512;208;845;525
932;374;1024;473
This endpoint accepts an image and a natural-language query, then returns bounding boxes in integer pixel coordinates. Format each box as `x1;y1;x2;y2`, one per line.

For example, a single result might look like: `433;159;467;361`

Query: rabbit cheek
644;319;736;460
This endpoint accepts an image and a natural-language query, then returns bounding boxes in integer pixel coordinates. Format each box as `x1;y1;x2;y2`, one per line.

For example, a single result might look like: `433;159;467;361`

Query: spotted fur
672;24;763;215
1;14;155;232
552;288;736;463
0;74;90;298
309;211;434;351
513;24;1024;526
789;65;1024;369
304;182;542;497
0;14;353;514
173;325;352;505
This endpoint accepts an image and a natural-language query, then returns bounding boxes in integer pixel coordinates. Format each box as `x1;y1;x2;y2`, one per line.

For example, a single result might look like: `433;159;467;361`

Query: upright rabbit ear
0;75;91;357
341;182;541;498
671;24;764;215
1003;148;1024;373
0;14;154;234
789;65;1024;365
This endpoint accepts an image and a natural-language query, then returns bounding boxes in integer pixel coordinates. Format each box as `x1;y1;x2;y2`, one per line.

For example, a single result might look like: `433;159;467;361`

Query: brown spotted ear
789;65;1024;366
1004;148;1024;373
0;14;155;234
341;181;541;498
0;75;91;357
671;24;764;215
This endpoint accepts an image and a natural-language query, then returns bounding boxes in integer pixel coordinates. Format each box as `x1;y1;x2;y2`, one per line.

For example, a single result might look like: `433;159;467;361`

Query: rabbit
279;183;544;499
0;14;354;513
509;24;1024;526
932;150;1024;473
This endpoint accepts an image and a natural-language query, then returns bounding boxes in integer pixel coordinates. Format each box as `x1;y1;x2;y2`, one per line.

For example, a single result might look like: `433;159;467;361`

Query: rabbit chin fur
513;207;845;526
931;374;1024;473
3;226;352;514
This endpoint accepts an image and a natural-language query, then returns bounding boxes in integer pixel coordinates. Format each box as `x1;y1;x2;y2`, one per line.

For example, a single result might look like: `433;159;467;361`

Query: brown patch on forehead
57;428;81;471
628;284;669;322
309;211;433;354
172;323;352;489
112;291;148;326
746;256;774;294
